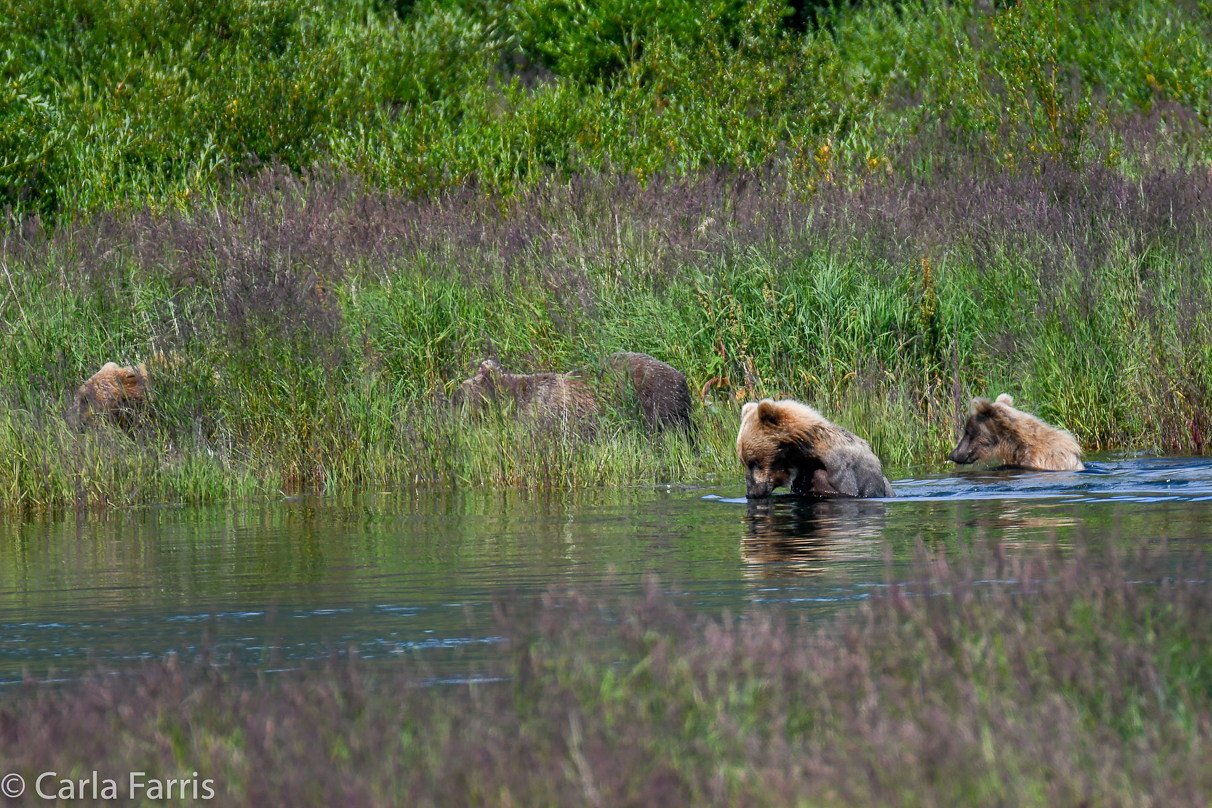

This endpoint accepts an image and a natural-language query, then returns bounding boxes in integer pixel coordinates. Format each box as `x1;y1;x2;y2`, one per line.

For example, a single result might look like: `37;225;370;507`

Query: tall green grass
1;161;1209;511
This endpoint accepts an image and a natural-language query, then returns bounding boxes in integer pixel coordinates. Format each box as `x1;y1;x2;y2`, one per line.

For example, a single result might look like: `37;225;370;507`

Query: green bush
1;0;1209;217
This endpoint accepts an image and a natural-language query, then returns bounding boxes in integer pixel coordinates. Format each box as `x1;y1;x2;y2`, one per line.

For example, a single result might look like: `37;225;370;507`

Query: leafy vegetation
2;0;1210;215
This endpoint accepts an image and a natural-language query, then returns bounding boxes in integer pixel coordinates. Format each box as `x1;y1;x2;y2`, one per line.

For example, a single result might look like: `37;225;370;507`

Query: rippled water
1;456;1210;681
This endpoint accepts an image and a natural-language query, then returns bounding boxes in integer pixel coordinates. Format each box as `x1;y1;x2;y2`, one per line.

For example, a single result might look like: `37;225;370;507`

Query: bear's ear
478;360;498;375
994;393;1014;407
740;401;756;421
970;397;994;416
756;399;782;427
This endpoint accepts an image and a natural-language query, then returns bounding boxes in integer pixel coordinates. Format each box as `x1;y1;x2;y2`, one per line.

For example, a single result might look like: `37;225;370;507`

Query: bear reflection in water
742;496;886;576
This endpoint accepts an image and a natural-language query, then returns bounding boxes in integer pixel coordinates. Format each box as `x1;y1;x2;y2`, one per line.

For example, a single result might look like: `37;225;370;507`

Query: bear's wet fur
453;360;600;424
949;393;1084;471
736;398;894;499
71;362;149;429
603;352;693;436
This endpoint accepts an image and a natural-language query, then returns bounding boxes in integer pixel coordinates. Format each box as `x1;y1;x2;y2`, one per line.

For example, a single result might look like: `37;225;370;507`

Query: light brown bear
603;352;694;436
949;393;1084;471
71;362;149;429
736;398;895;499
453;360;600;423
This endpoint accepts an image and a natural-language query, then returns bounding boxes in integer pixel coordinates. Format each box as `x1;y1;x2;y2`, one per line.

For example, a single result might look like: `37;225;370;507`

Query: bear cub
453;360;600;423
71;362;149;429
949;394;1084;471
736;398;894;499
603;352;694;437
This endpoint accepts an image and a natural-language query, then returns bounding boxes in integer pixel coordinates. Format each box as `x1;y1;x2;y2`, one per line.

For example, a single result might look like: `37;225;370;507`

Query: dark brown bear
736;398;894;499
603;352;694;435
453;360;600;423
71;362;149;429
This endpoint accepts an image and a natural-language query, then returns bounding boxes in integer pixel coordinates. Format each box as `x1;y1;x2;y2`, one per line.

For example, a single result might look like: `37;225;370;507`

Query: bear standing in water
70;362;149;429
603;352;694;437
736;398;894;499
949;394;1084;471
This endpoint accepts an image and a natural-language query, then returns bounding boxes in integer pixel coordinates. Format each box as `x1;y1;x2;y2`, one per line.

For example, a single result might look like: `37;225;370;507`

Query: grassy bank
2;0;1210;217
2;132;1211;510
3;0;1212;509
0;539;1207;805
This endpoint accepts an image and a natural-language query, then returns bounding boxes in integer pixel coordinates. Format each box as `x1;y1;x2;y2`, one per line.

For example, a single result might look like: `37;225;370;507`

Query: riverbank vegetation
2;0;1211;510
1;538;1207;805
3;141;1211;509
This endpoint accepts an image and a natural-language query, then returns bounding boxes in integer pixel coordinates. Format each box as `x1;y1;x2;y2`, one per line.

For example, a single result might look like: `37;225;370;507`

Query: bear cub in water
949;393;1084;471
736;398;894;499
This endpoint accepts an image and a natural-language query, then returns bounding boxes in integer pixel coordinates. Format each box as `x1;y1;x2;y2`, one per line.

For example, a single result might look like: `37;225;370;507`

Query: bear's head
736;399;840;499
452;360;504;409
948;393;1014;465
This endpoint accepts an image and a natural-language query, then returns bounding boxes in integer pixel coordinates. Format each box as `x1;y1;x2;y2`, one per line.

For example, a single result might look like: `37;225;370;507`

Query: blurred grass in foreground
0;537;1207;805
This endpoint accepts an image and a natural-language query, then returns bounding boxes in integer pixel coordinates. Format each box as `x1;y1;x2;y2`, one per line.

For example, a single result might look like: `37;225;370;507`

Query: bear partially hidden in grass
71;362;149;429
453;360;600;424
949;394;1084;471
603;352;693;437
736;398;895;499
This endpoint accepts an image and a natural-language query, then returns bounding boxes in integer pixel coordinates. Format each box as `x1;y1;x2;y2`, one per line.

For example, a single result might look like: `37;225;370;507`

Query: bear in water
453;360;600;424
70;362;149;429
603;352;693;437
736;398;894;499
949;394;1084;471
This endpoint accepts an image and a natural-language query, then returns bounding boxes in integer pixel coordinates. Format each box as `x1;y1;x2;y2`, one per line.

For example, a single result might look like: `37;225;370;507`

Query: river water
1;456;1210;682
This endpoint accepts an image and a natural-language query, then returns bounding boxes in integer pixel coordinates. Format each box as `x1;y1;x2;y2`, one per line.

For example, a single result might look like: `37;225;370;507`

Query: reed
2;143;1210;510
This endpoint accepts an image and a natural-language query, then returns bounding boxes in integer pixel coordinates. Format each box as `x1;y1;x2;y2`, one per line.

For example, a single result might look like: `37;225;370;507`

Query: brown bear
949;393;1084;471
70;362;149;429
453;360;600;423
736;398;895;499
603;352;694;436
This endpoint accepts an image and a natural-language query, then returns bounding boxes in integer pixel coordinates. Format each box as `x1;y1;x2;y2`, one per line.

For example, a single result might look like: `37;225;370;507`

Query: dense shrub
1;0;1209;216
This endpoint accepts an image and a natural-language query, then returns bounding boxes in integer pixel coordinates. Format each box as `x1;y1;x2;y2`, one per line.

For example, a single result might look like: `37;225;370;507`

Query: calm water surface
1;457;1210;680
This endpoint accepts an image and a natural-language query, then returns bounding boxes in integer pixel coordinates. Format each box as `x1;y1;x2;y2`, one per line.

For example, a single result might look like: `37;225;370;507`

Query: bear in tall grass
948;394;1084;471
736;398;895;499
453;360;600;424
70;362;149;429
603;352;693;437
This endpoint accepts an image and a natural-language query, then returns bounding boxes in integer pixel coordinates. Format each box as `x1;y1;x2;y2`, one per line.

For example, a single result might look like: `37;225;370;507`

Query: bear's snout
949;436;974;465
746;478;775;499
744;465;794;499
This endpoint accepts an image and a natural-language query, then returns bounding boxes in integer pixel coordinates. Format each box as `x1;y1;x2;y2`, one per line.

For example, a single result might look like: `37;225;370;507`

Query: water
1;457;1210;681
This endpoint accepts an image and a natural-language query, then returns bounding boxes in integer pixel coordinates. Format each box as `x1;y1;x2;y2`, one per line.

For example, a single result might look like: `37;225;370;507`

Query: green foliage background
2;0;1210;215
